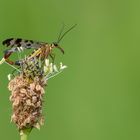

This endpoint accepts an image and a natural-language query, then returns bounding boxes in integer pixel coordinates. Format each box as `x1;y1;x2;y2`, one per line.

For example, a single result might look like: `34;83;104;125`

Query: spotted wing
2;38;46;59
2;38;45;49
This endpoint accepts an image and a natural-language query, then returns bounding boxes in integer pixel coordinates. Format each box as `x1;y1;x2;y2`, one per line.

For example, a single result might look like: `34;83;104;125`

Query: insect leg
5;58;15;65
49;53;55;63
11;67;20;77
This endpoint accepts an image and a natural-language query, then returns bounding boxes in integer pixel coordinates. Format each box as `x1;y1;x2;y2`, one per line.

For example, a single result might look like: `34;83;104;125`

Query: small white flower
60;62;63;68
53;65;58;72
60;65;67;70
45;59;49;67
60;62;67;70
7;74;12;81
49;63;53;73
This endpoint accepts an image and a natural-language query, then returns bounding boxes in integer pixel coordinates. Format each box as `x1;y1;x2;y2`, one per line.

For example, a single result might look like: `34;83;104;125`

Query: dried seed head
9;75;45;130
6;57;66;132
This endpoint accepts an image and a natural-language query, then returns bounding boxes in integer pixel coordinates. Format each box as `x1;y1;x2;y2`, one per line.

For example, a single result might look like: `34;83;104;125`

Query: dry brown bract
9;75;45;130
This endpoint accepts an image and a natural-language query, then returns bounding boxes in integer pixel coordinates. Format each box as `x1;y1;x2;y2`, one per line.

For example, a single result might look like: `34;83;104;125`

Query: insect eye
53;43;58;46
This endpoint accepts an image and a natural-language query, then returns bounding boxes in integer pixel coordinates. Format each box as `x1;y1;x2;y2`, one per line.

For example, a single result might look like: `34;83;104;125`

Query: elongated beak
56;46;64;54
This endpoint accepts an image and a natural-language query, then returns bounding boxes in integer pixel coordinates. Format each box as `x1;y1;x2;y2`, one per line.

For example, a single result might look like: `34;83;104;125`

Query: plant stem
20;128;32;140
21;132;28;140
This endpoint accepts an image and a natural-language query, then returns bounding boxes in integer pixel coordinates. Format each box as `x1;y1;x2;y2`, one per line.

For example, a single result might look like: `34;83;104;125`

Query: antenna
57;24;77;44
57;23;65;43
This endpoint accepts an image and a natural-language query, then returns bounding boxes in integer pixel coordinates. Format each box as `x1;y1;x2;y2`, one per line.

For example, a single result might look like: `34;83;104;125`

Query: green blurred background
0;0;140;140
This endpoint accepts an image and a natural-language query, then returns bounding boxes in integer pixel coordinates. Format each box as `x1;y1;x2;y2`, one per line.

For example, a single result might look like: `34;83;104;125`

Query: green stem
20;128;32;140
21;132;28;140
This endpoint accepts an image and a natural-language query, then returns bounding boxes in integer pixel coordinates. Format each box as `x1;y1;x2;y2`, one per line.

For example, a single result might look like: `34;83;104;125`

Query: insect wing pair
2;38;64;66
1;24;77;66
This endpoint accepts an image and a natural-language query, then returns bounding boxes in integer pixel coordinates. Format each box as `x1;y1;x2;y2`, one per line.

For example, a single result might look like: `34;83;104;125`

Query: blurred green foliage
0;0;140;140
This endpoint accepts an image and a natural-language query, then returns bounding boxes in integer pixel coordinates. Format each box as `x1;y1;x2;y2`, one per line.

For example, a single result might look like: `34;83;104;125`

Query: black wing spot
15;39;22;47
2;38;14;46
15;39;22;44
27;43;31;46
30;40;34;44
